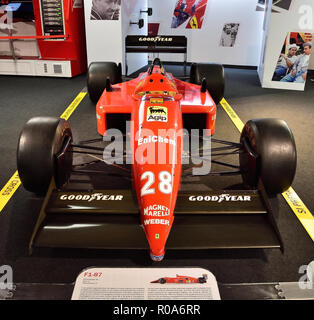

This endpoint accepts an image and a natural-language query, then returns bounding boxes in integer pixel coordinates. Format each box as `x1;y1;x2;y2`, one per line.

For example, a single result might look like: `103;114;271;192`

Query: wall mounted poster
220;23;240;47
258;0;314;91
171;0;208;29
272;32;312;83
90;0;121;20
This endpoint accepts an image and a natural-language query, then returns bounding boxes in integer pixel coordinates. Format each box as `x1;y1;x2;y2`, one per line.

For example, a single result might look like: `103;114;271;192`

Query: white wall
84;0;123;66
85;0;313;76
121;0;148;74
148;0;264;66
84;0;148;74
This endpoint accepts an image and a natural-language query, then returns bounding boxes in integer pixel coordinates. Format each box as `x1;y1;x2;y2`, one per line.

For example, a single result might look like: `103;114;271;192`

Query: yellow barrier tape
0;91;86;213
220;98;245;132
220;98;314;241
0;171;21;212
60;92;87;120
282;187;314;241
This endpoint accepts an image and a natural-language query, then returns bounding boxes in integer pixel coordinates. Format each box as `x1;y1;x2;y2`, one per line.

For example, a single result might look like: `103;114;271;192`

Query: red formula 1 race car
151;274;208;284
17;58;297;261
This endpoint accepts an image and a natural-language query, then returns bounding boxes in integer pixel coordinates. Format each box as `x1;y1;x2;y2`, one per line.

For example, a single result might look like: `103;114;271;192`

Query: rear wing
125;35;188;76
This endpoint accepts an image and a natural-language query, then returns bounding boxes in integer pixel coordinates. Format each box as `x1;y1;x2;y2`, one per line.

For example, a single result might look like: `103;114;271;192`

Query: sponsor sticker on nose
147;106;168;122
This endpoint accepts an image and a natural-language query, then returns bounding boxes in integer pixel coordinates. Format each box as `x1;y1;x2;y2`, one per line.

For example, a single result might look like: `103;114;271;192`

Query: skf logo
147;106;168;122
150;98;164;104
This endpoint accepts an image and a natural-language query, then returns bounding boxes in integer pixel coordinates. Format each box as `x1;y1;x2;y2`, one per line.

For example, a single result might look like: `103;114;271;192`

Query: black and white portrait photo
220;23;240;47
90;0;121;20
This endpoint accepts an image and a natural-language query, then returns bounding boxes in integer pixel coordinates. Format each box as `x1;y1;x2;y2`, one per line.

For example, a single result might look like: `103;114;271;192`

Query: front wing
29;181;282;253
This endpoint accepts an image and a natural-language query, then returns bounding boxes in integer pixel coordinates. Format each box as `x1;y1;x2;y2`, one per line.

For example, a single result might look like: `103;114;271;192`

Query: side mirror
132;94;140;101
174;93;183;101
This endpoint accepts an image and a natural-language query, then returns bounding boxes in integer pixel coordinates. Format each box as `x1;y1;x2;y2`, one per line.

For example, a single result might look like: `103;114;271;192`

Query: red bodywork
151;275;206;284
96;65;216;261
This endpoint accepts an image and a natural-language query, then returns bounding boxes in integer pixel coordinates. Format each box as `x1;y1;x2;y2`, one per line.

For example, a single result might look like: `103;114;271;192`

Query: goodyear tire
87;62;122;103
239;118;297;195
17;117;73;193
190;63;225;105
159;278;166;284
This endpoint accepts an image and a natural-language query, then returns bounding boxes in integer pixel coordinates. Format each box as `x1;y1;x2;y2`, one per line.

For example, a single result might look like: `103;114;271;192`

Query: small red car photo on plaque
151;274;208;284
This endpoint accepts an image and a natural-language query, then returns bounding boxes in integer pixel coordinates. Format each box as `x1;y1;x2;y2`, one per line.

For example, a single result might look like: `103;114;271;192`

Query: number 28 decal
141;171;173;196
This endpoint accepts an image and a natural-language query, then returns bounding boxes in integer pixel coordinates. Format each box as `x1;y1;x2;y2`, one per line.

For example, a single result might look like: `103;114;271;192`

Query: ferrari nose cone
150;249;165;262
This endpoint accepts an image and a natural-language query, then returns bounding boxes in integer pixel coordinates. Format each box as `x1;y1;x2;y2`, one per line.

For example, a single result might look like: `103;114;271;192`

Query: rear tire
190;63;225;105
239;118;297;195
87;62;122;103
17;117;73;193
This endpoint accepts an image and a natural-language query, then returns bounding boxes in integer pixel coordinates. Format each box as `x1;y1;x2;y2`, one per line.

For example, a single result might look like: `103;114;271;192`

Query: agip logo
147;106;168;122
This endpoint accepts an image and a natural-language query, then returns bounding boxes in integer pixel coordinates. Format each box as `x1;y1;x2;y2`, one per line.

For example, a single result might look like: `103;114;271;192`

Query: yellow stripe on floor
220;98;245;132
0;90;87;213
0;171;21;212
220;98;314;241
60;92;87;120
282;187;314;241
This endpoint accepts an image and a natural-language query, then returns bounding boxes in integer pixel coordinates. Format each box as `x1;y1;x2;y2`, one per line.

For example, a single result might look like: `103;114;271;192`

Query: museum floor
0;64;313;293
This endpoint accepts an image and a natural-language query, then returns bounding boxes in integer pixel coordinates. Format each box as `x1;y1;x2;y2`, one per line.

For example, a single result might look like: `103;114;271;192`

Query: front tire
239;118;297;195
190;63;225;105
17;117;73;193
87;62;122;103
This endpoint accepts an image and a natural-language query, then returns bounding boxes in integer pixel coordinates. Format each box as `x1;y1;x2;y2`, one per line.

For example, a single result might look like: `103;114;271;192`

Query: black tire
190;63;225;105
87;62;122;103
17;117;73;193
239;118;297;195
159;278;166;284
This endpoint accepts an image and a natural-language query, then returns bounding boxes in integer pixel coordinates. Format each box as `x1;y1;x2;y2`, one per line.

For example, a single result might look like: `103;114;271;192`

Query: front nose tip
150;249;165;261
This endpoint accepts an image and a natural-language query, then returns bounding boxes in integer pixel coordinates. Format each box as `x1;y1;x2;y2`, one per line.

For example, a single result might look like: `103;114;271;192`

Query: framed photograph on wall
219;23;240;47
90;0;121;20
171;0;208;29
272;32;313;83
